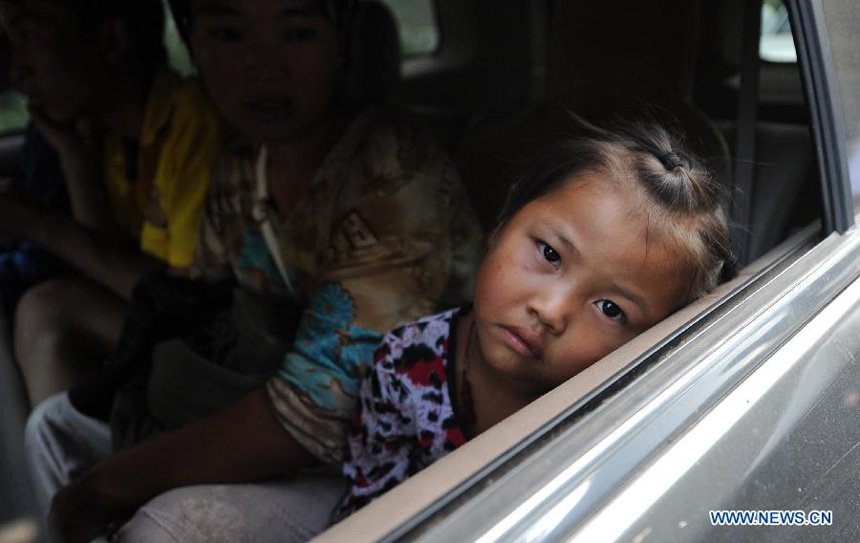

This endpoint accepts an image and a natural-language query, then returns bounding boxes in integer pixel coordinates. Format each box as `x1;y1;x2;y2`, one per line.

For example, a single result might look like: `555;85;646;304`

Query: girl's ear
100;17;129;64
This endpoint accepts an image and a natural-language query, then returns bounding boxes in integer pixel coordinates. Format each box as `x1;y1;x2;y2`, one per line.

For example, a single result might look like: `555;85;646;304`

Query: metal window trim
790;0;854;233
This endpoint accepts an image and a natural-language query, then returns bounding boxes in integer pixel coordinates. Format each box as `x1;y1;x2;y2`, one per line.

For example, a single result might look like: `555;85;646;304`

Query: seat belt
732;0;762;265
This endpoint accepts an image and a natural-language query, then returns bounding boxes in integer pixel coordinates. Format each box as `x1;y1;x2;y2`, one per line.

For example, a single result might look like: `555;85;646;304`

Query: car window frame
792;0;853;233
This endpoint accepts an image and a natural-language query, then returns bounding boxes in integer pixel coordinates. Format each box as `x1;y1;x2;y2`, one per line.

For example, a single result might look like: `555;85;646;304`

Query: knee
23;392;70;494
114;487;251;543
14;280;75;361
113;479;344;543
15;279;75;327
24;392;67;455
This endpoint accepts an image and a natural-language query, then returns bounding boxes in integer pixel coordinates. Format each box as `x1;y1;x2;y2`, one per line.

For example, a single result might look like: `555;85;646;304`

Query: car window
760;0;796;63
164;3;195;77
0;89;26;136
0;0;194;136
378;0;440;57
821;0;860;207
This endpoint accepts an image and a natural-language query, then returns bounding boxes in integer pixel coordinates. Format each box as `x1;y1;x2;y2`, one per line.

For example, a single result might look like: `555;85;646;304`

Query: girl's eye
284;27;318;42
537;241;561;266
595;299;626;323
209;27;242;42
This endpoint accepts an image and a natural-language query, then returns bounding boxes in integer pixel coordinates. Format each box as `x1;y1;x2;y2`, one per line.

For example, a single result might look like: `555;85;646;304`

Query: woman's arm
28;107;116;235
49;388;315;543
0;111;161;299
0;194;160;299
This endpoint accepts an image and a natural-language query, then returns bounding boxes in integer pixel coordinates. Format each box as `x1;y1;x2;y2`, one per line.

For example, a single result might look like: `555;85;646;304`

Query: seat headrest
548;0;703;103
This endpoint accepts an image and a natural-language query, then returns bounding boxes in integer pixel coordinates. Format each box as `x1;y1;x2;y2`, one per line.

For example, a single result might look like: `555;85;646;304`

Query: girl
338;117;736;515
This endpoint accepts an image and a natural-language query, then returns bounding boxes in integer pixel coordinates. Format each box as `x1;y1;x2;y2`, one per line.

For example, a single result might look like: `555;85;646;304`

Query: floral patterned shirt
338;307;471;517
190;107;483;464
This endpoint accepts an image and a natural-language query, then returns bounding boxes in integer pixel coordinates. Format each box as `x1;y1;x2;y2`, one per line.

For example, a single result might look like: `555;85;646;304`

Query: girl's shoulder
375;306;467;375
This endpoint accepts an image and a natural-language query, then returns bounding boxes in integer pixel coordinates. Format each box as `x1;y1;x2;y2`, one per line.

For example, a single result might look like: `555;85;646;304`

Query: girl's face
4;1;103;122
189;0;340;143
472;174;691;396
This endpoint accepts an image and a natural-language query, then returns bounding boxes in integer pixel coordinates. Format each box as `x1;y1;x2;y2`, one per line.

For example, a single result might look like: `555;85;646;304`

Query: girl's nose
244;39;289;83
529;290;571;335
245;58;288;83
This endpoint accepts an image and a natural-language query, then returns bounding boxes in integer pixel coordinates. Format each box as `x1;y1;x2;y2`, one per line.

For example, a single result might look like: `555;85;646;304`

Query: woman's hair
497;115;736;302
168;0;357;45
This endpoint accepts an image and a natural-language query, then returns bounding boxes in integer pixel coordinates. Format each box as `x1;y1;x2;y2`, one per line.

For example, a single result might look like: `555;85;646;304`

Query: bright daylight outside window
760;0;796;63
820;0;860;206
377;0;440;57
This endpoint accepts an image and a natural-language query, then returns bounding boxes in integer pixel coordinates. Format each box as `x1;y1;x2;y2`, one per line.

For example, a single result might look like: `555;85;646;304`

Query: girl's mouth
243;99;292;114
499;325;543;359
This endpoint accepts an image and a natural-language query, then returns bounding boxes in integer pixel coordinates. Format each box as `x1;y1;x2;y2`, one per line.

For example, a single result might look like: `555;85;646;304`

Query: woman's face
471;174;691;397
189;0;340;144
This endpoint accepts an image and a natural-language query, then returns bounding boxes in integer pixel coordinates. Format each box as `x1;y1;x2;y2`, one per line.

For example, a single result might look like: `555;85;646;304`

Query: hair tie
719;253;739;283
658;151;685;171
637;144;686;171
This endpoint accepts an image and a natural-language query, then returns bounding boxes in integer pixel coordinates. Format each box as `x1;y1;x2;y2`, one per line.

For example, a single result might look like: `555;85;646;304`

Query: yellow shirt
103;69;220;268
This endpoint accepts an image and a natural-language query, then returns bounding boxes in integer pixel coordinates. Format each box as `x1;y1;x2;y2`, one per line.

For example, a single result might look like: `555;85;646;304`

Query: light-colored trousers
25;393;346;543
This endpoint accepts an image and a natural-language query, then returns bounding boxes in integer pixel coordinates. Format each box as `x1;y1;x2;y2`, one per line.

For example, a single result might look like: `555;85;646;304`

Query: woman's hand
48;470;130;543
28;103;114;233
27;104;99;162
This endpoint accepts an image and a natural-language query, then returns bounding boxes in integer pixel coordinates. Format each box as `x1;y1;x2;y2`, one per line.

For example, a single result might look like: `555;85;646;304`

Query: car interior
0;0;830;540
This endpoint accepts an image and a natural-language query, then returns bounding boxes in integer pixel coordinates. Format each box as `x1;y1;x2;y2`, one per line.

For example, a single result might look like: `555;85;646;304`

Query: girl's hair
168;0;357;45
498;115;737;302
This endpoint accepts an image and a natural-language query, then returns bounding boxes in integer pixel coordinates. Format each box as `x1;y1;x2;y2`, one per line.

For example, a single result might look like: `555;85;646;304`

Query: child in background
338;117;737;515
0;0;220;405
29;1;482;541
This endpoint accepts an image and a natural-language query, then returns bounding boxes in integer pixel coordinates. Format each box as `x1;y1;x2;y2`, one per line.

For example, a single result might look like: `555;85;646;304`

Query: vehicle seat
455;0;730;229
344;0;400;106
695;0;818;263
718;121;816;261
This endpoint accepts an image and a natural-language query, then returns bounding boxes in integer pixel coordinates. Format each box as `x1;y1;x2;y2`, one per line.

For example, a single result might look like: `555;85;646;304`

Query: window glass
164;2;195;77
0;2;193;136
0;30;26;136
377;0;440;57
820;1;860;206
760;0;796;63
0;89;25;136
